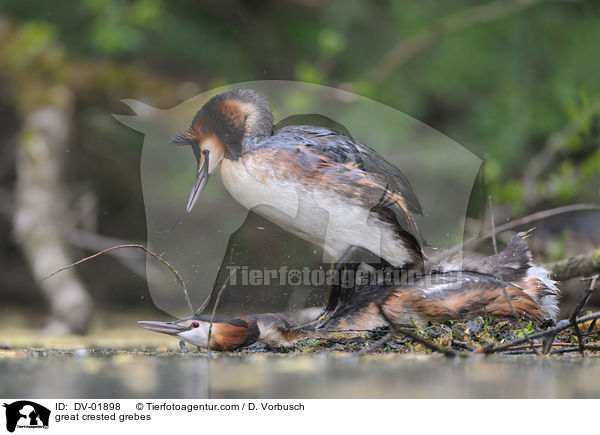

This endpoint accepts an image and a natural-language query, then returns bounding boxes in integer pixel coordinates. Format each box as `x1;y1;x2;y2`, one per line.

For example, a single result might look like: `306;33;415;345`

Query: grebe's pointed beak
169;130;209;213
186;153;209;213
137;320;187;336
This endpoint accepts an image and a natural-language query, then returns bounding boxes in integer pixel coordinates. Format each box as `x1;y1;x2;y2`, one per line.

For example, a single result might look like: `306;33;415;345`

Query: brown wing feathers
380;283;546;325
259;145;424;266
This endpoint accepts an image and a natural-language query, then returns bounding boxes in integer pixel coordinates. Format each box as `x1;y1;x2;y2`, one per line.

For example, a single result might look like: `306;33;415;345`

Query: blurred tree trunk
12;86;93;334
0;13;181;333
1;14;94;334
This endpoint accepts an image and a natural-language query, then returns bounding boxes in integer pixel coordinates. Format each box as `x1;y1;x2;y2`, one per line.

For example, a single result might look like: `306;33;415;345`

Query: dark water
2;353;600;399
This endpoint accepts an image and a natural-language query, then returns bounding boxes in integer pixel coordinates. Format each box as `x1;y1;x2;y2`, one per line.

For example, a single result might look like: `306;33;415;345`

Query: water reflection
1;354;599;399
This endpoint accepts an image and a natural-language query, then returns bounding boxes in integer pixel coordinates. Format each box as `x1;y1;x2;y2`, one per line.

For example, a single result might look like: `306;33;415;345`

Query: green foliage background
2;0;598;211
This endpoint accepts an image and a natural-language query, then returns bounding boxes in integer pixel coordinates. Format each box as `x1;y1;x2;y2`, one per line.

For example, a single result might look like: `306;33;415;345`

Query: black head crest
170;129;196;145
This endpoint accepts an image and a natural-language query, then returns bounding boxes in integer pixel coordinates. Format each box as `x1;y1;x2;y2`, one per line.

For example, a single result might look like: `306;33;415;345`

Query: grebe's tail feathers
438;231;560;320
450;231;532;281
496;231;560;320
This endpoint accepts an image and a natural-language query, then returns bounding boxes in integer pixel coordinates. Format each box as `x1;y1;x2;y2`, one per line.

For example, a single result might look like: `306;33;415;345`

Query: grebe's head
170;89;273;212
137;316;210;348
137;315;259;350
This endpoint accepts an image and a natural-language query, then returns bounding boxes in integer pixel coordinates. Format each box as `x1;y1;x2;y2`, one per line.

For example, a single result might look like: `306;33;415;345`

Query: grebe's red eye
191;321;200;328
202;149;209;157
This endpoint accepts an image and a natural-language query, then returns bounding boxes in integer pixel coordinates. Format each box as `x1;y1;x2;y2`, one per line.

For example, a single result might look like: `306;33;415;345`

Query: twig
193;280;219;316
438;203;600;260
479;311;600;354
322;328;393;333
504;342;574;351
397;326;461;357
475;203;600;246
550;344;600;355
68;229;155;280
569;275;598;355
494;276;541;355
356;330;396;356
488;196;498;255
451;339;476;351
207;249;234;357
499;346;600;355
541;334;557;355
500;286;541;355
41;243;195;315
359;305;462;357
498;349;540;355
587;318;598;334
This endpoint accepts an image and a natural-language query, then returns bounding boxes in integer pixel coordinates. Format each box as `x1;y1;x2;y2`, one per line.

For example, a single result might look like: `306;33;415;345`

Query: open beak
137;320;187;336
186;154;209;213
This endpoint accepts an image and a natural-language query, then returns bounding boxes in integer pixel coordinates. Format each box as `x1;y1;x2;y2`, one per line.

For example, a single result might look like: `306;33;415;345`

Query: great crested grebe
171;89;423;266
138;233;560;351
171;88;424;315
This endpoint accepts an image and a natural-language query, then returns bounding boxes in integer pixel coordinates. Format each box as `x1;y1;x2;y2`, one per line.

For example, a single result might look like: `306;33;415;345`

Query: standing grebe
171;89;424;314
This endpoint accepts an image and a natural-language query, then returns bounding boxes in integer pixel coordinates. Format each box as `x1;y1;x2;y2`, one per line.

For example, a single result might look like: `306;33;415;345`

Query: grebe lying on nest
138;233;559;351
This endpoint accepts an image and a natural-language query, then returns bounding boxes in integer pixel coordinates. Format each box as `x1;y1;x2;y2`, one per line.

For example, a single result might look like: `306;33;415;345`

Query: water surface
2;352;599;398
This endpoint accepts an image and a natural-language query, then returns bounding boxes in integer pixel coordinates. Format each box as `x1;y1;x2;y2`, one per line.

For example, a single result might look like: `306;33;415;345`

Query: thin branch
550;344;600;355
587;318;598;334
505;344;600;355
503;342;574;351
488;196;498;255
569;275;598;355
207;249;234;357
479;311;600;354
397;326;461;357
474;204;600;247
192;271;229;315
438;203;600;260
356;330;396;356
358;305;463;357
68;229;159;280
500;286;541;355
451;339;476;351
42;244;195;316
541;332;558;355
